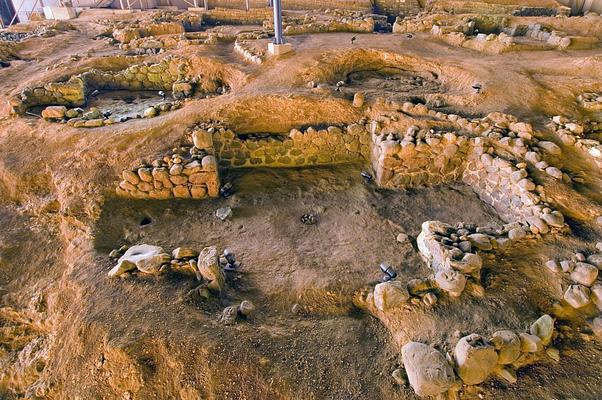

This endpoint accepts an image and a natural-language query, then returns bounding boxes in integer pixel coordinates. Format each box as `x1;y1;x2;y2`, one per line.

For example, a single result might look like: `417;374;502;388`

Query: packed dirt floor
1;3;602;400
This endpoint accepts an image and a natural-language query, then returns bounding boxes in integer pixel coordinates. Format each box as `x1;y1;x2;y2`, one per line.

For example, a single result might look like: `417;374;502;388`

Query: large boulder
402;342;456;398
197;246;225;293
108;244;169;277
373;281;409;311
454;334;498;385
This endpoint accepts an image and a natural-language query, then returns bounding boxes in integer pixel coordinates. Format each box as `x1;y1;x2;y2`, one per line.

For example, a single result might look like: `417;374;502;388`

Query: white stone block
268;42;293;56
43;6;77;20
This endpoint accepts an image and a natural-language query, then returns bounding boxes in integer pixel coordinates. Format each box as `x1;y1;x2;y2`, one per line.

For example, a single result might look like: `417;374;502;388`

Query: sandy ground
1;8;602;400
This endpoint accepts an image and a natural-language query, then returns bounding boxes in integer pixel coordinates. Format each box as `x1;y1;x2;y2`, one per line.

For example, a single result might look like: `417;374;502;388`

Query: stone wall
463;150;564;232
10;56;194;114
202;7;273;25
369;102;565;231
204;0;372;11
372;128;470;188
116;130;220;200
373;0;422;16
122;31;236;53
113;22;186;44
208;122;371;168
267;15;375;35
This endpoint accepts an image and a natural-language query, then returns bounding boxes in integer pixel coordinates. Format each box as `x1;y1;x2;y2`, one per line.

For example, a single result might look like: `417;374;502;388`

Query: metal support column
272;0;284;44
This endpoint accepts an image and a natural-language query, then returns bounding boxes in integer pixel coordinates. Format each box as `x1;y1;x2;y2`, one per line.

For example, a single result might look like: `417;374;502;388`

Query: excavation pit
98;165;504;300
342;67;441;101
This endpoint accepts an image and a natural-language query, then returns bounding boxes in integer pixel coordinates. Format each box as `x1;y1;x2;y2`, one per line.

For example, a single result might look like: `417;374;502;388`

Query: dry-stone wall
372;128;470;188
205;0;372;11
463;150;564;231
209;123;371;168
202;7;273;25
263;13;375;35
373;0;422;16
113;22;187;44
11;56;192;114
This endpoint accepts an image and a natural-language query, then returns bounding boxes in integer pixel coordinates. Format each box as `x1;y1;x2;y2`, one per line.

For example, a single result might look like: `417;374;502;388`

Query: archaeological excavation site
1;0;602;398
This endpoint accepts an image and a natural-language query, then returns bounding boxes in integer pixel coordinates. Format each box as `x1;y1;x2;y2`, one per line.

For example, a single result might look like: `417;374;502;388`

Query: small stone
238;300;255;317
192;129;213;149
560;260;574;273
454;334;498;385
373;280;410;311
529;314;554;345
546;347;560;362
108;244;167;277
201;155;217;171
41;105;67;119
423;292;437;306
586;254;602;269
220;306;238;325
542;211;564;228
458;240;472;252
494;366;517;384
467;234;492;250
519;333;543;353
546;167;563;179
65;108;80;118
172;247;199;259
353;91;365;108
564;284;591;308
590;283;602;311
592;317;602;338
570;263;598;286
216;207;233;221
407;278;436;295
109;249;121;258
392;368;407;386
538;141;561;156
491;330;521;365
144;106;157;118
508;227;527;241
396;233;409;243
545;260;561;273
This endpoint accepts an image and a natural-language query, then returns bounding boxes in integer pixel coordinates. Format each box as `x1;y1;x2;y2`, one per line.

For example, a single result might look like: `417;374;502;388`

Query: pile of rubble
549;115;602;169
578;92;602;111
546;250;602;311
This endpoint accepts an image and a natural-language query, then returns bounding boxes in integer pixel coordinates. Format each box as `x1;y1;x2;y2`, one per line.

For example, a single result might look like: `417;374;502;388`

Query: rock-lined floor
1;5;602;400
